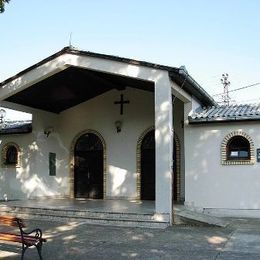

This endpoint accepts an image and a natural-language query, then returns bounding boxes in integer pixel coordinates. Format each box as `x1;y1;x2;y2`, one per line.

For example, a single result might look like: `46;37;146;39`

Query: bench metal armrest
16;218;43;243
22;228;43;239
1;216;46;259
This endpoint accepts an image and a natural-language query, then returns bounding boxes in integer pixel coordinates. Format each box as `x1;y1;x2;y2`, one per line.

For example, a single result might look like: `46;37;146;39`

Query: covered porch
0;47;204;224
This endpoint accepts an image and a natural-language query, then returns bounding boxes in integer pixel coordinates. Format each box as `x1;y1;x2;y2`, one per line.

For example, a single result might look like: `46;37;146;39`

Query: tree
0;0;10;13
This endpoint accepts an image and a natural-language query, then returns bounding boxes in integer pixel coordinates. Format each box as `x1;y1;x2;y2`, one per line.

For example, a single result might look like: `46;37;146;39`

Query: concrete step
0;205;170;229
173;207;228;227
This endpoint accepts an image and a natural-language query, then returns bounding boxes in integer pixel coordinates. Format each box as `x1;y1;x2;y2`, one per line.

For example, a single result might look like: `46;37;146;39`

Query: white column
154;73;174;215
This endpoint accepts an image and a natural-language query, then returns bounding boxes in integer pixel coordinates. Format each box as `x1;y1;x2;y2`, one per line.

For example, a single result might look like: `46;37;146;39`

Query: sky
1;0;260;119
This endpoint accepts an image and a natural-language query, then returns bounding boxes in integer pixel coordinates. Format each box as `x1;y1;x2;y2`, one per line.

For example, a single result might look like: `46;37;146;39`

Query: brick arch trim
136;126;181;201
221;131;255;165
1;142;21;168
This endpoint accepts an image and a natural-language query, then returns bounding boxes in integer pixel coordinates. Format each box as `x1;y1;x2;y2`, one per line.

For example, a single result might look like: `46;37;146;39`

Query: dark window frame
226;136;250;161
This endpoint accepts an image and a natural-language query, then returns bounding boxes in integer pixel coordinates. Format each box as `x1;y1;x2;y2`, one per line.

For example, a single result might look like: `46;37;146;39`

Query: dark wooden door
173;139;177;201
141;130;155;200
74;133;103;199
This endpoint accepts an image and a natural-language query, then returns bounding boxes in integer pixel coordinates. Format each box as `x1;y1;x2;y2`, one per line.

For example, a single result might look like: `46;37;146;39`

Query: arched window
227;136;250;160
2;142;20;167
6;145;18;165
221;131;254;165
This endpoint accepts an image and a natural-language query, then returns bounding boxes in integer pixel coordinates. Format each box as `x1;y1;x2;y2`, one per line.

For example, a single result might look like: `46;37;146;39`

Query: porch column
154;73;173;215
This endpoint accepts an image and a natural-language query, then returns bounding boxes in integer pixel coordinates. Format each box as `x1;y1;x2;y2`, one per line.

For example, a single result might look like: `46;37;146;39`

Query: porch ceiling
5;66;154;113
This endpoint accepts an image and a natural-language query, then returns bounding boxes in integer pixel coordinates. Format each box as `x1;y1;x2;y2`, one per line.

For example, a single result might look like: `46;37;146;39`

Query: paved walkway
1;218;260;259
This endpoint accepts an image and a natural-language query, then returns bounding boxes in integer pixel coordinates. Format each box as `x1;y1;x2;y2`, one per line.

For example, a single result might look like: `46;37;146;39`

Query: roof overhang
0;47;216;113
189;116;260;124
169;69;216;107
4;66;154;113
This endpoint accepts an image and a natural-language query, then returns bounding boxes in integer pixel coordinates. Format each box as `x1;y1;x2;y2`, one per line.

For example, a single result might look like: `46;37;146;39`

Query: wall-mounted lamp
115;120;122;133
44;127;54;137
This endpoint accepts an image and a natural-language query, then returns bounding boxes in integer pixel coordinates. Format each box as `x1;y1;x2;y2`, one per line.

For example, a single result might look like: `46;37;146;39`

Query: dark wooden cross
114;94;130;115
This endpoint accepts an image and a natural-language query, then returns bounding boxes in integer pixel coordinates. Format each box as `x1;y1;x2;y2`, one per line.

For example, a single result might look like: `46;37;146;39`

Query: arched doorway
74;132;104;199
140;130;155;200
139;128;180;201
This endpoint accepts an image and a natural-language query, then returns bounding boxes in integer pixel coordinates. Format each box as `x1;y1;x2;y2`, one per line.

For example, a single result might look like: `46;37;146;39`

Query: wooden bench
0;215;46;259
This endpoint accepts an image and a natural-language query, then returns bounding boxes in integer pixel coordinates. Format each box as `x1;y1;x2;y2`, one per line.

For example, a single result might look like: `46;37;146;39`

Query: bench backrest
0;216;25;228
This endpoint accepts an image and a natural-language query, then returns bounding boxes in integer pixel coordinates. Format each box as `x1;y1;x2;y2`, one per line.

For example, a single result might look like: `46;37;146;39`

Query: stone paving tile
223;230;260;253
217;252;260;260
1;219;260;259
76;244;220;260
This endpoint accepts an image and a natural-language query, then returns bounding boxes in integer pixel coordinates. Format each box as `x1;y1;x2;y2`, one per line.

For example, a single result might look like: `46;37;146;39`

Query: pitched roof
189;104;260;124
0;46;216;107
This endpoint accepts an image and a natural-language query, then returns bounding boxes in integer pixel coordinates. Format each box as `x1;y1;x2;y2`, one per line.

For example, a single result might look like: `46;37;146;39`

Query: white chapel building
1;47;260;223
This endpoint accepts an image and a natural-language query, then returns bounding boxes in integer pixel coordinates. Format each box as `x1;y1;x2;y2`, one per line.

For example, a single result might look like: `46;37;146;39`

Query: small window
221;131;254;165
2;142;20;167
6;145;18;165
227;136;250;160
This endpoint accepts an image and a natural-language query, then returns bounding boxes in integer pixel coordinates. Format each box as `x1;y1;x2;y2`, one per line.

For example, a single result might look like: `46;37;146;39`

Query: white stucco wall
58;87;154;199
185;121;260;209
0;108;67;200
0;87;155;200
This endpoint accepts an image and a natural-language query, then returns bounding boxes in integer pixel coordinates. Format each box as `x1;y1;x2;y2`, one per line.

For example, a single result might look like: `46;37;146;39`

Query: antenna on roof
69;32;73;48
220;73;231;106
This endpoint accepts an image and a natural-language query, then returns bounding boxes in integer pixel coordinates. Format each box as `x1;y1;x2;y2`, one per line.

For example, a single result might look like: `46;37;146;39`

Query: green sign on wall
49;152;56;176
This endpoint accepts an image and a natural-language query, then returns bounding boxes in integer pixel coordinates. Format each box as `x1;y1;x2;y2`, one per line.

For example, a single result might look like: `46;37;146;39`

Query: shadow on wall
0;132;68;200
109;165;134;197
187;126;260;208
0;52;174;201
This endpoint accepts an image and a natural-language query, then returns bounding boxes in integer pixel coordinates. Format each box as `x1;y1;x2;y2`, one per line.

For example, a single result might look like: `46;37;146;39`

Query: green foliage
0;0;10;13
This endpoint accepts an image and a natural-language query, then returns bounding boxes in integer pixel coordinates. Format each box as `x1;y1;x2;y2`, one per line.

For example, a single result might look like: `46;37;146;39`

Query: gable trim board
0;47;215;108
